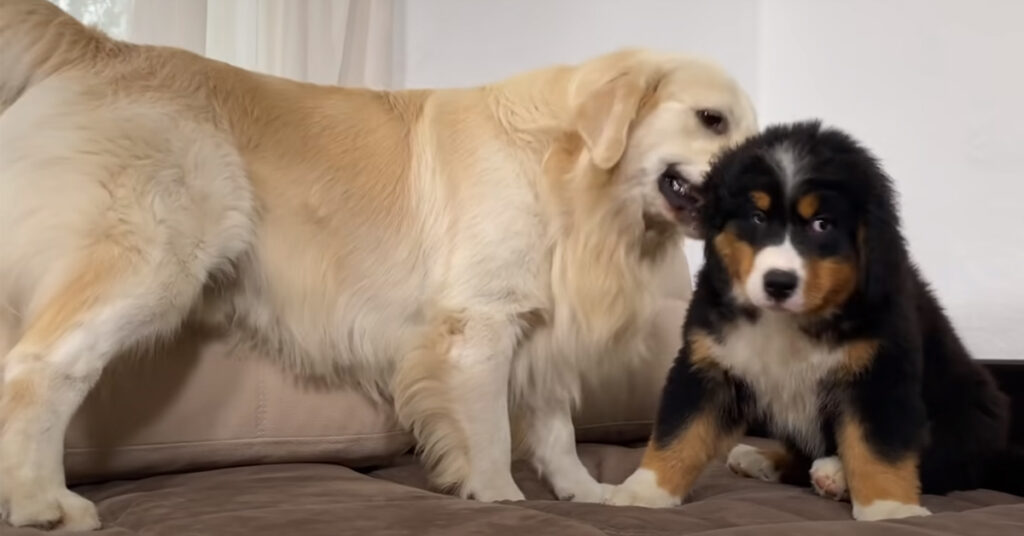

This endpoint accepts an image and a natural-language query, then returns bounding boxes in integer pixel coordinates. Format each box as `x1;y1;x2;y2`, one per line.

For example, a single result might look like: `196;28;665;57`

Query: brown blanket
6;442;1022;535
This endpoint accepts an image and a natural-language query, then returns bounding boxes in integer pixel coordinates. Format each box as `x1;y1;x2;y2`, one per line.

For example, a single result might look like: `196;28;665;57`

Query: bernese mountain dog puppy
607;121;1021;520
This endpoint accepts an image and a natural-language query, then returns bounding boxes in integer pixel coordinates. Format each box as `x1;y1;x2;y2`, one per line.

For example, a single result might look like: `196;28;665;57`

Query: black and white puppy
607;121;1022;521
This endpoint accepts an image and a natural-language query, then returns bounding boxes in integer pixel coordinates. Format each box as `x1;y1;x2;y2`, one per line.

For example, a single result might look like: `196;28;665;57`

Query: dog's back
0;0;118;111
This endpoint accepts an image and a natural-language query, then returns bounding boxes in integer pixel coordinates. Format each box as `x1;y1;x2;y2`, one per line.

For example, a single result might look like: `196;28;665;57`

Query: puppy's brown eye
751;210;767;225
810;217;833;233
696;109;727;134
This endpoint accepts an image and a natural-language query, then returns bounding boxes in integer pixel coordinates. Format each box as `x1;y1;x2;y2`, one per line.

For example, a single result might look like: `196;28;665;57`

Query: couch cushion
64;330;413;484
64;296;687;483
13;442;1023;535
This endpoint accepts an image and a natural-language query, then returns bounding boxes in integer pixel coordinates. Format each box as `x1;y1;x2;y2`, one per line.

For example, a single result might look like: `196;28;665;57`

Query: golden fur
0;0;756;529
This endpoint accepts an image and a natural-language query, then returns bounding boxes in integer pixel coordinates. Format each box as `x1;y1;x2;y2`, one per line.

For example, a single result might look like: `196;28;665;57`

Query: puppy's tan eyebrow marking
797;194;819;219
750;191;771;211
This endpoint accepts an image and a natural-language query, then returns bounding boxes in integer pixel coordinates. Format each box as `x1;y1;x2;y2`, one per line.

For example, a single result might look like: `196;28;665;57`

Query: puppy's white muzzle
744;238;806;312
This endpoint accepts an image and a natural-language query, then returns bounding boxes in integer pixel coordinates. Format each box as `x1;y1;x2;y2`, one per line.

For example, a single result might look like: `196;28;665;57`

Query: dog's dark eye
750;210;767;225
696;109;727;134
810;217;833;233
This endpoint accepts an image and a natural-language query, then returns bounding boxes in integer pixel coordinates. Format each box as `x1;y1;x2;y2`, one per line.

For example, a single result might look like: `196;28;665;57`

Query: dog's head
701;121;906;316
566;49;758;239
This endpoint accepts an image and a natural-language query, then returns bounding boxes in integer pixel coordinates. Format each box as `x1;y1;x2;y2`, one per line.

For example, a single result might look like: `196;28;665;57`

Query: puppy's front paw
809;456;848;500
726;444;780;482
852;500;931;521
604;469;681;508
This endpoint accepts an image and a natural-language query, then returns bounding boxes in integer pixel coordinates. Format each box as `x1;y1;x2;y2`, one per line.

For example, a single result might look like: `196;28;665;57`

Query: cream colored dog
0;0;756;530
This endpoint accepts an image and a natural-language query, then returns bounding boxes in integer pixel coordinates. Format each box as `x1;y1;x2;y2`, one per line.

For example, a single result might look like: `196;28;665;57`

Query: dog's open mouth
658;166;703;231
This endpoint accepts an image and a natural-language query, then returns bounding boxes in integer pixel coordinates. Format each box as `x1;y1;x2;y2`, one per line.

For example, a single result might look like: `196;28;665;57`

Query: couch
6;328;1023;535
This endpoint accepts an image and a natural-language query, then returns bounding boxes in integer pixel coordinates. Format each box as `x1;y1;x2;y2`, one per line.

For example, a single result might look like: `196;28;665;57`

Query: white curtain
50;0;401;88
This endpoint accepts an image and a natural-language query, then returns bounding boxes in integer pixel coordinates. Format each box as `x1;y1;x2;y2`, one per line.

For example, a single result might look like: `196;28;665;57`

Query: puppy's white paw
1;487;100;531
604;469;681;508
726;444;780;482
810;456;848;500
853;500;931;521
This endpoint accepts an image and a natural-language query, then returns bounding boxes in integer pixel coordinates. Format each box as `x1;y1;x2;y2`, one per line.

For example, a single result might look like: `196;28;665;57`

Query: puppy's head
702;121;905;316
568;49;758;239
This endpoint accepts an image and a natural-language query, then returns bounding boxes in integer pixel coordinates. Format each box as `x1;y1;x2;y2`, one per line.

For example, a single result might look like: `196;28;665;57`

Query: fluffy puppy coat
0;0;757;530
608;122;1020;521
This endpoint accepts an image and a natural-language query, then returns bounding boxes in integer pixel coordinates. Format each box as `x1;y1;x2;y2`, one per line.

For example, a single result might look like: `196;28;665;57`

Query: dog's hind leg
0;79;255;529
0;139;253;531
0;244;209;530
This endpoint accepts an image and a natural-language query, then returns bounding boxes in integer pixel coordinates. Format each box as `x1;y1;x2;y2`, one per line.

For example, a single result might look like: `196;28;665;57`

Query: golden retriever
0;0;756;529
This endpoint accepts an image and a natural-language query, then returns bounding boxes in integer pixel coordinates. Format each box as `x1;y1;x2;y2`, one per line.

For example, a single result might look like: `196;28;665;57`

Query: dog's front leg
522;396;612;502
837;347;931;521
395;313;525;502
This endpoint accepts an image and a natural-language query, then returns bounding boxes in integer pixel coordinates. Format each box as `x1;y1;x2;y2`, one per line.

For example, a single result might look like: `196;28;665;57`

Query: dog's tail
0;0;120;111
983;445;1024;496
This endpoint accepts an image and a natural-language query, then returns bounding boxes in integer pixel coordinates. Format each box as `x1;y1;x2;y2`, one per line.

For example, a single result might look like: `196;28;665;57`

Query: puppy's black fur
653;121;1022;497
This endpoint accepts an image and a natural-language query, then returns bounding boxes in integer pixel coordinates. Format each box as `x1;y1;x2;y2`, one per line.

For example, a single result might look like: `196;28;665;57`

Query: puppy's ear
574;70;649;169
857;170;907;306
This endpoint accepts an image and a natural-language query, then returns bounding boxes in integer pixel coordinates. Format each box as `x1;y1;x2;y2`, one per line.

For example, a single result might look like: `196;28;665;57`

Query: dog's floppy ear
857;168;907;306
573;69;649;169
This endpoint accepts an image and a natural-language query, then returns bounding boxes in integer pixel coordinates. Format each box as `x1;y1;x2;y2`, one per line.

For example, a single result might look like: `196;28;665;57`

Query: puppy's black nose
763;269;798;301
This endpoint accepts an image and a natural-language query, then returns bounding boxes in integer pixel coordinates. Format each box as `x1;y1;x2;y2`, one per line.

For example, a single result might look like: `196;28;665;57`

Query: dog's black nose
763;269;798;301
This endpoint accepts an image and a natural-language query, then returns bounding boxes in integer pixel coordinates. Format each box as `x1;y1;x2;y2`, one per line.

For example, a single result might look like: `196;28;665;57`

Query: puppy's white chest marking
712;313;843;456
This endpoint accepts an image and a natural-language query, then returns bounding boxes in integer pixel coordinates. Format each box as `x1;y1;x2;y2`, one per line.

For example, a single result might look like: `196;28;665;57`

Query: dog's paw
809;456;848;501
604;469;681;508
852;500;931;521
726;444;781;482
462;479;526;502
554;480;615;503
0;487;100;531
